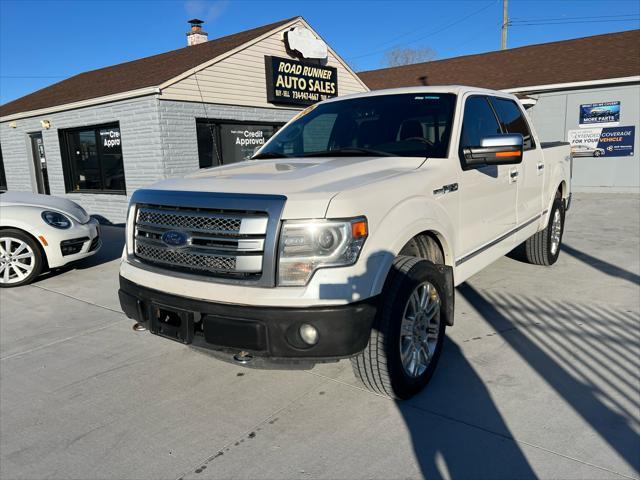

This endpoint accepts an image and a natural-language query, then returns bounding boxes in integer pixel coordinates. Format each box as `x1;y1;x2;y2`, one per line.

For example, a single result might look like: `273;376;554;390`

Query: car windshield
254;93;456;159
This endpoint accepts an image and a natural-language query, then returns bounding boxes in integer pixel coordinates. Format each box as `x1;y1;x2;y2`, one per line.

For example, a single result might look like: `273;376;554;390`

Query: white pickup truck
119;86;571;399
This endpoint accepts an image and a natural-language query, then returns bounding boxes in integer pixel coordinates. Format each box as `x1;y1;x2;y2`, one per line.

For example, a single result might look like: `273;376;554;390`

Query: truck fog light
299;324;319;345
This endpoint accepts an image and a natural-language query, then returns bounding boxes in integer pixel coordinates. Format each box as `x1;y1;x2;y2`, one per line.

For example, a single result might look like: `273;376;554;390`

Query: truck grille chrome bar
127;190;286;287
133;205;268;277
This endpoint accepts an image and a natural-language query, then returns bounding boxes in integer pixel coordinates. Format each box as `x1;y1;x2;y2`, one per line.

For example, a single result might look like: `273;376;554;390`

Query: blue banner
579;101;620;126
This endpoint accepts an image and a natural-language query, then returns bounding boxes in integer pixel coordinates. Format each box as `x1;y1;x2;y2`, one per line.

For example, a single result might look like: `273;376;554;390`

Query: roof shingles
0;17;296;118
358;29;640;91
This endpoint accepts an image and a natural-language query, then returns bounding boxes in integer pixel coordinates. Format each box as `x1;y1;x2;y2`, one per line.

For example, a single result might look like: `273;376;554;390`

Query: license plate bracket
150;303;194;344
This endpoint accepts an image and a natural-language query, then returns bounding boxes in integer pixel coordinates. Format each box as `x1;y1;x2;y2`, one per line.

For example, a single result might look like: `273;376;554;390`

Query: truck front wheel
351;256;447;399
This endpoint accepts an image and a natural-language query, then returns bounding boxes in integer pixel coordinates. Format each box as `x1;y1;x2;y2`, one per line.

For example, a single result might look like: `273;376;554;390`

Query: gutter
0;86;161;122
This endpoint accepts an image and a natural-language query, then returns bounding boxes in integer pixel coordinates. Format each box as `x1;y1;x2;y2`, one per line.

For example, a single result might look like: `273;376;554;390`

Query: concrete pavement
1;193;638;479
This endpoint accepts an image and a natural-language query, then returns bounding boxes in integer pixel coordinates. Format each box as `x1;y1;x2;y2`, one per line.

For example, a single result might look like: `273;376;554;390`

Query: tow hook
132;322;147;332
233;351;253;364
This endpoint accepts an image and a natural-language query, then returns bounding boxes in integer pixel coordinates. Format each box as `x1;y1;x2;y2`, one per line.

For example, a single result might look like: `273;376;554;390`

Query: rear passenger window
490;97;535;150
460;96;502;149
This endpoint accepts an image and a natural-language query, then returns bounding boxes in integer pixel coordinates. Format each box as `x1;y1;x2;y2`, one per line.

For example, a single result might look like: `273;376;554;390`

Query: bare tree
383;47;436;67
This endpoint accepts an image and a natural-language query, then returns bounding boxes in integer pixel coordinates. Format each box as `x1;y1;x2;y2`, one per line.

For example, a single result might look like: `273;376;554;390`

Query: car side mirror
462;134;524;167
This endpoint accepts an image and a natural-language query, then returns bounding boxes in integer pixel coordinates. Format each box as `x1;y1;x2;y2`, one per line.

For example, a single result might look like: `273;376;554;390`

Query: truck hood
0;191;90;223
148;156;425;218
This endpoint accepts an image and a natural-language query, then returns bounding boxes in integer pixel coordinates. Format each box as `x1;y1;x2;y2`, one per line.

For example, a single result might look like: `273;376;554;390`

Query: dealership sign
265;56;337;106
579;101;620;127
568;126;635;158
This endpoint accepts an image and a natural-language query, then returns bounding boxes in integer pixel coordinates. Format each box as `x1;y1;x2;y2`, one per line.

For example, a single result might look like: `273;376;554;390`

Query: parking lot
1;192;638;480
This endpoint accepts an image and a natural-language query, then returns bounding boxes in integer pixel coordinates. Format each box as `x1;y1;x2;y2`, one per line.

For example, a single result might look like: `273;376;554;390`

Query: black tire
399;234;445;264
524;197;565;266
350;255;448;399
0;229;44;288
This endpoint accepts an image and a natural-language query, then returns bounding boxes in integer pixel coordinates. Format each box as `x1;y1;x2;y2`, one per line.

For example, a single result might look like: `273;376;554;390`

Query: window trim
458;94;504;169
196;118;285;168
59;122;126;195
487;96;537;151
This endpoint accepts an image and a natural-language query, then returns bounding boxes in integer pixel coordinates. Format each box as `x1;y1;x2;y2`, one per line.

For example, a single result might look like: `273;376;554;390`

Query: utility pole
501;0;508;50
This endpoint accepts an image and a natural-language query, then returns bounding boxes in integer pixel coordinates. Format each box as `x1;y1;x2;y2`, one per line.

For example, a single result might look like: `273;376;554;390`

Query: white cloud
184;0;229;23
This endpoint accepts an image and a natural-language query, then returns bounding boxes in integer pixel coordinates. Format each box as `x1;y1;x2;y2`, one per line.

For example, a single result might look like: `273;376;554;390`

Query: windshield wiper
252;151;290;160
302;147;393;157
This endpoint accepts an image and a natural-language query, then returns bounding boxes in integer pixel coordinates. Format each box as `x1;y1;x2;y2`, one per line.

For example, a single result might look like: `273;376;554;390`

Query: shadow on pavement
458;283;640;474
561;243;640;286
398;339;537;479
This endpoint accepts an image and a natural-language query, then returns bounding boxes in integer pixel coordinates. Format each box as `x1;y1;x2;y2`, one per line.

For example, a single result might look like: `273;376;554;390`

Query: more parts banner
579;101;620;127
568;126;635;158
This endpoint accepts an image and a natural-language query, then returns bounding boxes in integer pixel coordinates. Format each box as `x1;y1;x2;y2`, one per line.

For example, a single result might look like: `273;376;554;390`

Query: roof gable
358;29;640;91
0;17;298;118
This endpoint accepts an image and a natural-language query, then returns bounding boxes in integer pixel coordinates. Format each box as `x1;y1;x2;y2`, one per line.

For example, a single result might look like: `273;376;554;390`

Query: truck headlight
41;211;72;229
278;217;368;286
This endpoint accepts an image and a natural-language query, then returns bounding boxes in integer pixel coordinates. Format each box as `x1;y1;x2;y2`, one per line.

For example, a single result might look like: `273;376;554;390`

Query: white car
0;191;101;287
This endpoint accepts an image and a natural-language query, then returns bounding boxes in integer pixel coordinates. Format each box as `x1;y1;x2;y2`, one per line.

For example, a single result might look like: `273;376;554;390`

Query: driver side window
460;96;502;148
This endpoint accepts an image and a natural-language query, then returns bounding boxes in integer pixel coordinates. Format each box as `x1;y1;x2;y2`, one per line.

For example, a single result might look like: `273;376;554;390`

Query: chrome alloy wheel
0;237;36;285
399;281;441;378
550;209;562;256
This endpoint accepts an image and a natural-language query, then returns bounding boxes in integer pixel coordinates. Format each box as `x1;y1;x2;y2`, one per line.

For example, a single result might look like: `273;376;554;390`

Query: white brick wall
157;100;296;178
0;97;297;223
0;96;163;223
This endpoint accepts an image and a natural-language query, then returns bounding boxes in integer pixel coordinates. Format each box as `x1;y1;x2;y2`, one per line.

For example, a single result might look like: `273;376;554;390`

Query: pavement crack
173;376;332;480
0;321;127;361
29;283;125;315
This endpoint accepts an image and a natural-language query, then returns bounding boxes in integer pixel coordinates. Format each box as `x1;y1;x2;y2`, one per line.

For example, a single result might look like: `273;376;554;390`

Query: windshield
254;93;456;159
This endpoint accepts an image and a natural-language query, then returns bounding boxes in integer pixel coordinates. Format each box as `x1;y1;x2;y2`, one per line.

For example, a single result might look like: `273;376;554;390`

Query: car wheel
524;197;565;266
351;255;448;399
0;229;44;287
593;150;602;157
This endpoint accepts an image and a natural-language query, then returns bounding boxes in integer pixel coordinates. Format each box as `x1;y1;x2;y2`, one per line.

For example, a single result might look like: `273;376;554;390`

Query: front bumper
44;218;101;268
118;276;377;362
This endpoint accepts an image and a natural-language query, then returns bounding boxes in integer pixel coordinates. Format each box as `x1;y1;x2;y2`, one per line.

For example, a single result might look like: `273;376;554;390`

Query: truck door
489;97;543;237
455;95;517;265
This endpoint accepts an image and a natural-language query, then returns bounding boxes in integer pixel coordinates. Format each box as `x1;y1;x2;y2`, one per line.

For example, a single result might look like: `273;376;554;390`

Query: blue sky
1;0;639;104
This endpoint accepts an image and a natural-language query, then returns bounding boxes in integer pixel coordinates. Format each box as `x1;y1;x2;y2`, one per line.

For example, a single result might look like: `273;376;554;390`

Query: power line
348;0;499;60
512;18;640;26
511;13;640;22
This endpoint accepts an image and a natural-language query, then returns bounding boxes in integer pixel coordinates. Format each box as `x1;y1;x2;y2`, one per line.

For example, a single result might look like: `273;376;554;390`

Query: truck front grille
133;205;268;278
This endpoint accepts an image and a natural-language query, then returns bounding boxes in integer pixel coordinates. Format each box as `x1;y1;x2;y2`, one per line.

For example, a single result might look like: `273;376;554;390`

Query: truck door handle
537;163;545;170
510;170;519;179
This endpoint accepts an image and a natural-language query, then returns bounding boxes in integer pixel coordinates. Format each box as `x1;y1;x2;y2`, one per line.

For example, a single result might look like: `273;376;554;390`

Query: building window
0;144;7;190
196;120;282;168
59;123;126;194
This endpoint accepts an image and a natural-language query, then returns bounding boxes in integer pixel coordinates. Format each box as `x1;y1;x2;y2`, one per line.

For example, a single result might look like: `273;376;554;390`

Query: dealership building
0;18;638;223
0;17;368;222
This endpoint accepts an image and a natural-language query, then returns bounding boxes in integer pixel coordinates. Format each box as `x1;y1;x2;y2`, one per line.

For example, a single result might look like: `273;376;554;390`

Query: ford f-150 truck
118;86;571;399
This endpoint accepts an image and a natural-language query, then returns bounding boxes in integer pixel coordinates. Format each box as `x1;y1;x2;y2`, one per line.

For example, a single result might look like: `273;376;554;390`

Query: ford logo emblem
161;230;189;248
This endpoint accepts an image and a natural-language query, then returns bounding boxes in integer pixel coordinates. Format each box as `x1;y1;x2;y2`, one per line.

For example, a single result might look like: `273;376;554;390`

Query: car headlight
41;211;72;229
278;217;368;286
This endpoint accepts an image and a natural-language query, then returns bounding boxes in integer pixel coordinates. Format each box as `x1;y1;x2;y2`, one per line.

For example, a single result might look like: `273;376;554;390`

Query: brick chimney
187;19;208;46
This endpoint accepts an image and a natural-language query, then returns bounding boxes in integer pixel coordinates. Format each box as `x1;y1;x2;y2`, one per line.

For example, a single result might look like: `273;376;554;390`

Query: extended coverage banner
579;101;620;127
568;126;635;158
265;55;338;106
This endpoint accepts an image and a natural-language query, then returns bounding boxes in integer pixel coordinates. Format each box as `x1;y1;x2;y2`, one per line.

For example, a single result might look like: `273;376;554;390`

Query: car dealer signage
568;126;635;158
264;26;337;106
265;56;338;106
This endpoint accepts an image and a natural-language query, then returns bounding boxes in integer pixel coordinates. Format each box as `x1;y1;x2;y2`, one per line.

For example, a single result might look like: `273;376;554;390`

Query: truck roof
324;85;517;103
